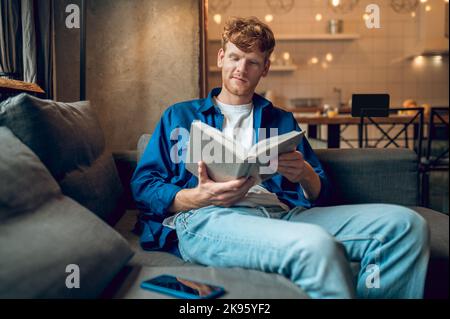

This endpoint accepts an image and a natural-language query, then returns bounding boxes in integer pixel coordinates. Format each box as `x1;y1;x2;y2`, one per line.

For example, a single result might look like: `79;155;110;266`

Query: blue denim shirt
130;88;332;256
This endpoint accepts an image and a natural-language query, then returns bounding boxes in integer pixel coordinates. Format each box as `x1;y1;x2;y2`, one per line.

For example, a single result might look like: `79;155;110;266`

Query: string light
413;55;425;66
213;14;222;24
265;14;274;23
430;56;442;66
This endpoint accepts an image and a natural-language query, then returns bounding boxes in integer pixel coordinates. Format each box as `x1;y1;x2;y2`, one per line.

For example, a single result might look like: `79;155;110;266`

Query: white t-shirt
214;97;255;151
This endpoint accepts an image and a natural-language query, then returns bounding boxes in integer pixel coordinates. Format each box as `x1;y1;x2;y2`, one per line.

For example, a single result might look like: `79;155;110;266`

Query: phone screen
141;275;225;299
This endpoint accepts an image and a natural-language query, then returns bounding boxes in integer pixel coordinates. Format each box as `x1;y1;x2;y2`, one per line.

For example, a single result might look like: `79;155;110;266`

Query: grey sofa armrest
111;134;150;210
110;133;151;210
113;151;138;210
316;148;420;206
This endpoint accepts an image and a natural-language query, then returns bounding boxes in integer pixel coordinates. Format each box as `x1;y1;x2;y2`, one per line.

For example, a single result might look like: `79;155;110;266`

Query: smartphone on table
140;274;226;299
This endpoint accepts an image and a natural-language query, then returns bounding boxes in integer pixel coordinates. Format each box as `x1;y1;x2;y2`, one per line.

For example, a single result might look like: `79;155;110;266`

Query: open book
184;120;305;183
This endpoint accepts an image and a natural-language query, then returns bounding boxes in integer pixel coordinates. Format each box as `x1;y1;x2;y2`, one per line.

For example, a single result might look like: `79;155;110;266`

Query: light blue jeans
174;204;430;299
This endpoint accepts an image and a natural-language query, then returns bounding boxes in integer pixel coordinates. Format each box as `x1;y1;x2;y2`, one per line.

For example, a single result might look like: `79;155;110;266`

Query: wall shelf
390;50;449;64
209;65;298;73
209;34;360;42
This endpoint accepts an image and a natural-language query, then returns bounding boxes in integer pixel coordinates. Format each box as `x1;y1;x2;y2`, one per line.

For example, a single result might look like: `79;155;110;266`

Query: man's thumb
197;161;209;183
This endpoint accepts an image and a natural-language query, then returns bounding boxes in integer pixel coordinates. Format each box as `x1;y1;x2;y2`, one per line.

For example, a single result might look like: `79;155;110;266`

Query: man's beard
225;78;254;97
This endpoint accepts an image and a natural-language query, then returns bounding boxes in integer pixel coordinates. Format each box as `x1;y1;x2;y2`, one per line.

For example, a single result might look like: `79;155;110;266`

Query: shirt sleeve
130;109;183;217
293;117;332;207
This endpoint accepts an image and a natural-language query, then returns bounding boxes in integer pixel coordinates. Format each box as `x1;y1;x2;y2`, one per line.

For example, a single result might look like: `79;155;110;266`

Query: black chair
358;107;425;163
421;107;449;208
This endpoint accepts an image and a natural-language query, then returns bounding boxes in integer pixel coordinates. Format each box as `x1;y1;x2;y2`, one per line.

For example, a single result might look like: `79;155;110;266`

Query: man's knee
380;205;429;247
288;225;345;260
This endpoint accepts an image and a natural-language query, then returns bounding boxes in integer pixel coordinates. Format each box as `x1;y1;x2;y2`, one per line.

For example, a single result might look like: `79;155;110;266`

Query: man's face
217;42;270;98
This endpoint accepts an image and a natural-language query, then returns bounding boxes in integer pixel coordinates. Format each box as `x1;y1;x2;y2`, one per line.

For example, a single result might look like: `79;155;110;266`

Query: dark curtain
0;0;53;98
0;0;22;79
33;0;53;98
22;0;37;83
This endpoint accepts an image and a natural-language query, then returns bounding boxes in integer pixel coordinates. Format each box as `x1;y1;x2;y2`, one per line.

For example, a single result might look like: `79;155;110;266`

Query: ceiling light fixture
209;0;232;14
266;0;295;14
328;0;360;14
390;0;419;14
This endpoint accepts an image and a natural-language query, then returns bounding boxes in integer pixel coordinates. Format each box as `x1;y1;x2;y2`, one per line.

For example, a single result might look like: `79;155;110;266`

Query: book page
246;131;305;180
248;130;305;159
184;121;251;182
191;121;248;161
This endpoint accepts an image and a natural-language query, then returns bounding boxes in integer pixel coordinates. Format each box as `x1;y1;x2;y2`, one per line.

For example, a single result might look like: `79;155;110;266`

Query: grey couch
0;94;448;299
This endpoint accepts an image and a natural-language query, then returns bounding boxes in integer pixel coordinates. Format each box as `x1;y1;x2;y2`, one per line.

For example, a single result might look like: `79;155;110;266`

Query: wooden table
293;113;432;148
0;78;44;102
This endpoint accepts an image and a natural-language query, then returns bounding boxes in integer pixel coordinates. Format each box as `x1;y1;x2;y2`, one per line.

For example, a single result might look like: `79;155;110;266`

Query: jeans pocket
177;239;191;263
175;210;198;263
174;209;197;229
257;206;289;219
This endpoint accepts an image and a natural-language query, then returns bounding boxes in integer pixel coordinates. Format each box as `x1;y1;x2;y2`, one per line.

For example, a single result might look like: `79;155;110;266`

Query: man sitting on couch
131;16;430;298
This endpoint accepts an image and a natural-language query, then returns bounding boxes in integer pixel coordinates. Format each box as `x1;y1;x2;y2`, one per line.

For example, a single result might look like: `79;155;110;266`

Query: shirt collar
197;87;273;113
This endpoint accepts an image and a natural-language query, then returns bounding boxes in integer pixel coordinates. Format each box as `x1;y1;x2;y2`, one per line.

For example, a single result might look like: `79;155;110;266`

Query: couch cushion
0;94;123;225
110;210;309;298
110;266;309;299
0;94;103;178
316;149;419;206
410;207;449;259
410;206;449;299
0;128;60;219
114;210;187;267
0;127;134;298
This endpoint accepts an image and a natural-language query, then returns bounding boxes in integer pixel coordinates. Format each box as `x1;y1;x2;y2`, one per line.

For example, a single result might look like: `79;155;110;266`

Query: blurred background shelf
209;34;360;42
